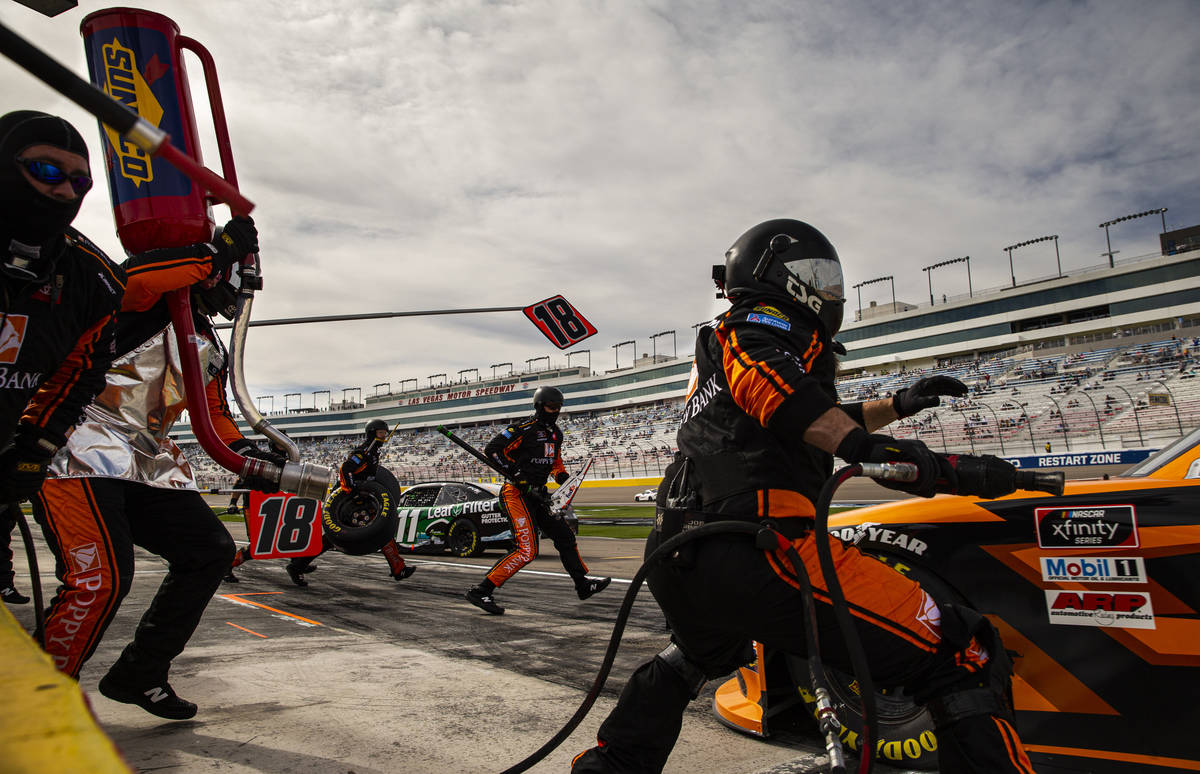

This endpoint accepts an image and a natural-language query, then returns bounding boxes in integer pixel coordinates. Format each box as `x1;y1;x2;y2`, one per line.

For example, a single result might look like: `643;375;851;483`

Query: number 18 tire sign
246;491;325;559
524;295;597;349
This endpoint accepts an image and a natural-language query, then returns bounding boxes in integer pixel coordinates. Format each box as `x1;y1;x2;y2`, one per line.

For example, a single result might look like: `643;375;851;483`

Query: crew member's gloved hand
836;428;944;498
555;471;570;485
229;438;283;493
945;454;1017;499
210;216;258;272
0;433;57;503
892;376;967;419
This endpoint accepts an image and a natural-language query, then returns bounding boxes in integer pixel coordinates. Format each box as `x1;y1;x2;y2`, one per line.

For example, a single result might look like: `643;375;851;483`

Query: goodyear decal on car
1045;590;1155;629
1040;556;1146;583
1036;505;1138;549
829;524;930;556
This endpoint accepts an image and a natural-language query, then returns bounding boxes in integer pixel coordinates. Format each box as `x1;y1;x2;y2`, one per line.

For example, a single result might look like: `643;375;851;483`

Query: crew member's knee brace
655;643;708;700
921;603;1015;728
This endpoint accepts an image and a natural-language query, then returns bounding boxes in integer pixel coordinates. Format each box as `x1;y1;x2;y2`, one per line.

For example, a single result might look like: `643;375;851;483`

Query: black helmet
533;386;564;422
713;219;846;337
365;419;388;439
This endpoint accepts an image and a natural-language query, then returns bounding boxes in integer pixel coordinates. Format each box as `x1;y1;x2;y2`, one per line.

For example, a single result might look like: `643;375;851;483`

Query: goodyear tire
447;518;483;557
786;555;968;772
322;468;400;556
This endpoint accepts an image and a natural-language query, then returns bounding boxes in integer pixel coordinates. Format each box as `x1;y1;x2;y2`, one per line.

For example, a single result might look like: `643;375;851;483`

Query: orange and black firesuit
464;387;609;615
32;216;277;720
574;220;1034;774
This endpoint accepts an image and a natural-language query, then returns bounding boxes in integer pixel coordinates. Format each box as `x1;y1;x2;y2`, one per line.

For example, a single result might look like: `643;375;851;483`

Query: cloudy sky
4;0;1198;409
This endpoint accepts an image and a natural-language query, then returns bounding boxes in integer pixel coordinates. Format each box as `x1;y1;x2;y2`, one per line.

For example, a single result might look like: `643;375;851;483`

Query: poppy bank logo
0;315;29;364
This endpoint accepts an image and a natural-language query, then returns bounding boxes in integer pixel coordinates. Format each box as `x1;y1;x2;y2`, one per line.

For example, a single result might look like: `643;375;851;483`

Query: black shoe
1;586;30;604
392;565;415;581
98;672;197;720
286;565;308;587
297;562;318;574
222;571;239;583
576;577;611;601
465;587;504;615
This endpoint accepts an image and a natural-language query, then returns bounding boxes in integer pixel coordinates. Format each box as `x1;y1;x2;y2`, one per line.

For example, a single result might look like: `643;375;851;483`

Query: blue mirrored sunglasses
16;157;93;195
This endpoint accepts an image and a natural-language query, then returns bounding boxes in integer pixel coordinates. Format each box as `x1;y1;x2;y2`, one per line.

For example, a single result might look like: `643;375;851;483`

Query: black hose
498;519;763;774
11;504;45;636
813;466;877;774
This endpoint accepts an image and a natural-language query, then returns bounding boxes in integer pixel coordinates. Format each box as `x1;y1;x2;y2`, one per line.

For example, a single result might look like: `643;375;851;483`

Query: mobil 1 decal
1040;556;1146;583
1035;504;1138;549
1044;590;1155;629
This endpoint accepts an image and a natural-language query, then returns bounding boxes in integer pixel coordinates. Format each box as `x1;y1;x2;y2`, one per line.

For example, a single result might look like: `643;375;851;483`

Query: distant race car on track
713;428;1200;774
394;459;591;557
633;488;658;502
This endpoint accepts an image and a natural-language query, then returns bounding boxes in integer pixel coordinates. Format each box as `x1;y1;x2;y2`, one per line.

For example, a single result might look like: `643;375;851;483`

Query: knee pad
924;604;1016;727
656;643;708;700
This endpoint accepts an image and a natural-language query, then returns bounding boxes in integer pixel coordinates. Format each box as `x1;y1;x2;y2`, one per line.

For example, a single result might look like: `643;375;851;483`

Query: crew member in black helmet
464;386;610;615
574;219;1029;774
281;419;414;586
0;110;124;601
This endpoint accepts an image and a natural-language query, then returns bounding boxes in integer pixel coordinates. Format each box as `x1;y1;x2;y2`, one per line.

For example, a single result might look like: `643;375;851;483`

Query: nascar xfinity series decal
1044;590;1155;629
1040;556;1146;583
1035;505;1138;549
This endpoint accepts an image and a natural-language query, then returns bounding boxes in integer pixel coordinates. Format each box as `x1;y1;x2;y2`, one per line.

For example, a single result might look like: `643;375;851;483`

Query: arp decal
1040;556;1146;584
1045;590;1155;630
1035;505;1138;549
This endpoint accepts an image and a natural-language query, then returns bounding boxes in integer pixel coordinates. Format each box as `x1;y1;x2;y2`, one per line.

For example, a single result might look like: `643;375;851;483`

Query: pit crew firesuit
575;292;1033;767
472;413;594;598
281;420;412;583
32;225;270;716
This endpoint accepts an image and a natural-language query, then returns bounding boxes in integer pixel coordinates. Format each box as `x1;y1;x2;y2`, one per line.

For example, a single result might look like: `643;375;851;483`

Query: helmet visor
781;255;844;301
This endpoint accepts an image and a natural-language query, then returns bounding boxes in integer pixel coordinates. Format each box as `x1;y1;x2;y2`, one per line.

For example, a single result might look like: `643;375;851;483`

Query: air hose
499;465;876;774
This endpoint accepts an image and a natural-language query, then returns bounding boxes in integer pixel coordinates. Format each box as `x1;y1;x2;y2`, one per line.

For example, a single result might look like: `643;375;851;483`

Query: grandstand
180;237;1200;488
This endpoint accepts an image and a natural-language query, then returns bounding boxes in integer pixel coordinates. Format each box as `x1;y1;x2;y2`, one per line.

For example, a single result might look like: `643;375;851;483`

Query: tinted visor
781;254;844;301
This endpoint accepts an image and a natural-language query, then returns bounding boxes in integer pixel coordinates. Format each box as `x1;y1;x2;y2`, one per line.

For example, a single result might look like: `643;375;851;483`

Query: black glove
0;433;57;503
210;216;258;272
945;454;1018;500
555;471;570;485
229;438;283;493
836;428;943;498
892;376;967;419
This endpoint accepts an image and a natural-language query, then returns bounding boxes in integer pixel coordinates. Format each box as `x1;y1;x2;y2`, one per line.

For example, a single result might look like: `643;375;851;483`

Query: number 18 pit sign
246;491;325;559
524;296;597;349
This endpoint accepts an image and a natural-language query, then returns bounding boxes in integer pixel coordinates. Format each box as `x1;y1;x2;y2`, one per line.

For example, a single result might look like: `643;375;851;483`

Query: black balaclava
0;110;91;281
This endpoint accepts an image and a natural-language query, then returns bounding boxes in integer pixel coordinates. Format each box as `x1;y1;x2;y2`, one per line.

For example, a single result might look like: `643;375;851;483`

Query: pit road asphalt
11;471;1120;773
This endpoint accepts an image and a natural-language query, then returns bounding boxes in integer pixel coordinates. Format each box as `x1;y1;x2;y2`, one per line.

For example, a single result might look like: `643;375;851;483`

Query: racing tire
786;556;968;772
322;468;400;556
446;518;483;557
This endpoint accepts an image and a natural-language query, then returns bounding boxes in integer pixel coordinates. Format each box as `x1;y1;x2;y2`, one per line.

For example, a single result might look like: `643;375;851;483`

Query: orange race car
713;428;1200;773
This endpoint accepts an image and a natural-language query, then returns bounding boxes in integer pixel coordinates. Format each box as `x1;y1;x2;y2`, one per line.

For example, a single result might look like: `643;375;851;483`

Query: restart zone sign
524;296;597;349
245;491;324;559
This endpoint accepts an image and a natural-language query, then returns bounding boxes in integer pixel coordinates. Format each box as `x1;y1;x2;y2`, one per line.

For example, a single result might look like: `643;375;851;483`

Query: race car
712;428;1200;773
394;460;591;557
633;488;658;502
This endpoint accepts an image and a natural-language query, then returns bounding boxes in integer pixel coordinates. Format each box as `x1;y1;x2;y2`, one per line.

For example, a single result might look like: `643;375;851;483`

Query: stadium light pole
651;330;676;360
342;387;361;406
458;368;479;382
428;373;446;388
372;382;390;397
526;355;549;372
1100;208;1168;268
312;389;330;411
922;257;971;305
284;392;301;412
566;350;590;370
1044;395;1072;452
256;395;273;414
851;275;896;320
490;362;512;379
1110;384;1144;447
1152;380;1184;436
612;340;635;370
1003;235;1061;286
398;378;417;392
